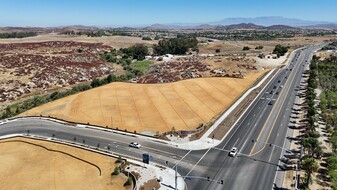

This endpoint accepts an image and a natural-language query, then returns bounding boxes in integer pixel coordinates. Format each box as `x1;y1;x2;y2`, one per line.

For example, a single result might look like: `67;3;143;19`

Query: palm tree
301;137;322;157
302;157;319;187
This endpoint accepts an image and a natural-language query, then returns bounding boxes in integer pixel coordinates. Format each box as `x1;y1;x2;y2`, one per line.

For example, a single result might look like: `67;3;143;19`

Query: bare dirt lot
0;137;131;190
22;71;266;135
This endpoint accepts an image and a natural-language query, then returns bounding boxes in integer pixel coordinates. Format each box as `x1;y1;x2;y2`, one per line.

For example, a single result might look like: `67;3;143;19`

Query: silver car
229;147;238;157
129;142;141;148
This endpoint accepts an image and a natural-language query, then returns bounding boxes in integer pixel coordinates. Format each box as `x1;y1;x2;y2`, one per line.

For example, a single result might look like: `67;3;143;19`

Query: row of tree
0;32;37;39
314;55;337;189
301;58;322;187
153;37;198;55
309;54;337;189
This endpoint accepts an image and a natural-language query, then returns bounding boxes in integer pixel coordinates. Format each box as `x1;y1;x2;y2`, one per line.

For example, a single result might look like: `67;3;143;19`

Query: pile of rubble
136;61;210;83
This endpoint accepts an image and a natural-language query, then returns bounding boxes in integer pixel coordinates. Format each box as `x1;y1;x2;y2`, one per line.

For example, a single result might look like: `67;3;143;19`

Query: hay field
22;72;266;134
0;137;130;190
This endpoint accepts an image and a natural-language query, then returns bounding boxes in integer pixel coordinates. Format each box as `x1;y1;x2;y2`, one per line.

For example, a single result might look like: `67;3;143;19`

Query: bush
215;49;221;53
157;57;163;61
255;45;264;50
115;155;123;163
242;46;250;51
124;177;132;186
142;36;152;41
112;167;120;175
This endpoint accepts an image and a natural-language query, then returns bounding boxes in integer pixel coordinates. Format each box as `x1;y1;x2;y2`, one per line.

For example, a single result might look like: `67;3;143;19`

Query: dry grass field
0;137;131;190
198;36;336;54
22;71;266;134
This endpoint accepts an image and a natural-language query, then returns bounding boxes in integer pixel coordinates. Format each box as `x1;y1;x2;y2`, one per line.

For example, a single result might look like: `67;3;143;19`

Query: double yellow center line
249;52;304;156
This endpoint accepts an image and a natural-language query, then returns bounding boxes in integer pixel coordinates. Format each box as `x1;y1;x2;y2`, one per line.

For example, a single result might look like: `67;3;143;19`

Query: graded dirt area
22;71;266;134
0;137;131;190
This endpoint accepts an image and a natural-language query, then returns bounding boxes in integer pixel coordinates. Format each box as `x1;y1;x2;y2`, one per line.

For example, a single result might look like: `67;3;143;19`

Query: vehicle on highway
129;142;141;148
229;147;238;157
280;85;284;88
268;101;273;105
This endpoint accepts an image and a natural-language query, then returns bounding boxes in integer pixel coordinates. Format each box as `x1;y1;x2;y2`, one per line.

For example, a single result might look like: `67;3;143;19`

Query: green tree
302;157;319;187
273;44;288;57
327;154;337;172
301;137;321;157
331;132;337;151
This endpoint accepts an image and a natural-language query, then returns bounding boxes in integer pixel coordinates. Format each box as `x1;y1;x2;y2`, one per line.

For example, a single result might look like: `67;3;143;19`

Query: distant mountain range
211;16;333;27
1;16;336;31
145;23;299;30
145;16;337;30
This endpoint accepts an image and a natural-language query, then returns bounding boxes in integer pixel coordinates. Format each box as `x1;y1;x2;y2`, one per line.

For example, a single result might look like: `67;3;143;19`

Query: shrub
124;177;132;186
112;167;120;175
115;155;123;163
142;36;152;41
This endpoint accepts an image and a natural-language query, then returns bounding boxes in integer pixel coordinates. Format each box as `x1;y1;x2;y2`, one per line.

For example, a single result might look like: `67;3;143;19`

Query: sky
0;0;337;27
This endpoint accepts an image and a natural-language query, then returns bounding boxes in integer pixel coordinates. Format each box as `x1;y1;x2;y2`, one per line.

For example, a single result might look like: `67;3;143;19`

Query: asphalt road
0;45;323;190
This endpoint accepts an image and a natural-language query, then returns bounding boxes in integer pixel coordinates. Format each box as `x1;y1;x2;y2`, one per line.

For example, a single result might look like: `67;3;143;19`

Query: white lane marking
241;137;250;153
233;138;240;147
269;145;276;162
184;148;211;179
172;150;192;169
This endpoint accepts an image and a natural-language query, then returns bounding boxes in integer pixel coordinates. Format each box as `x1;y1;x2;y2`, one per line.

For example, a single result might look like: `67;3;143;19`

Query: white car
229;147;238;157
129;142;141;148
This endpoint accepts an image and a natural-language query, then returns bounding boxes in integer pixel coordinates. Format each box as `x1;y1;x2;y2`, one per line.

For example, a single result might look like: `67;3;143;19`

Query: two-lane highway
0;45;323;190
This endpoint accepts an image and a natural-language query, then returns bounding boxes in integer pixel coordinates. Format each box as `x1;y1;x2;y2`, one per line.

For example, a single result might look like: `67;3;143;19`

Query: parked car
129;142;141;148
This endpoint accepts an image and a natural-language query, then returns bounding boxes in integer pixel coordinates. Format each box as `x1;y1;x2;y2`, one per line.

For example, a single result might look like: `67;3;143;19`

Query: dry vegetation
0;41;114;106
22;71;265;135
0;137;131;190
